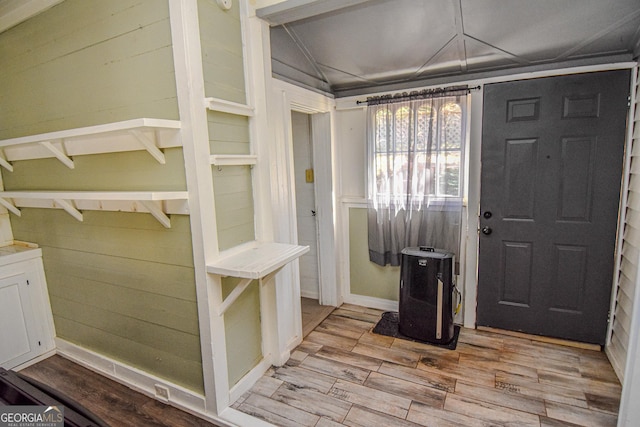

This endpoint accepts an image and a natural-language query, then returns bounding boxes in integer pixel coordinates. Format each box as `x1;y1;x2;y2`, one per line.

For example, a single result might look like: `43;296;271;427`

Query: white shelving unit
0;191;189;228
204;95;308;316
0;118;182;171
206;242;309;315
206;98;258;167
0;118;188;228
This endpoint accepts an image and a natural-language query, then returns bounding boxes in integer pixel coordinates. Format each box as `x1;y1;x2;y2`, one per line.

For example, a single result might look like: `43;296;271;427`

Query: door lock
481;226;492;235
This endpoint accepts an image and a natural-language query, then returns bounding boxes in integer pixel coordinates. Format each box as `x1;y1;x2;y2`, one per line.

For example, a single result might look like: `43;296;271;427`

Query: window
366;93;468;266
370;97;464;207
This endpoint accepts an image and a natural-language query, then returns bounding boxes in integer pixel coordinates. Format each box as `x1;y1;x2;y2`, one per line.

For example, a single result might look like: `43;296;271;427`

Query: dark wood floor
20;355;220;427
233;304;622;427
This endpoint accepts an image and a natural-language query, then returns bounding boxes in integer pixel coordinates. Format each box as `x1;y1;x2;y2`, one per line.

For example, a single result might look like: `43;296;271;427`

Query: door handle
481;226;492;235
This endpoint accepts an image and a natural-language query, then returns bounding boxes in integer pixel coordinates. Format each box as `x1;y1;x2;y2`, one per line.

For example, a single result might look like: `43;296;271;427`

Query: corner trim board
343;292;399;312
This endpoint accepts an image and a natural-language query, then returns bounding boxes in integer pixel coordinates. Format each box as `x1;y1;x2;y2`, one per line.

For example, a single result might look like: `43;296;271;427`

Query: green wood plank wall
197;0;261;387
349;208;400;301
198;0;247;105
12;210;202;391
0;0;179;139
222;277;262;386
0;0;203;392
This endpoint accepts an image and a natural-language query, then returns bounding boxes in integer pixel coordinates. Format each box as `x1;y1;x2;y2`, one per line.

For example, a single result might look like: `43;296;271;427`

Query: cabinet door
0;273;39;368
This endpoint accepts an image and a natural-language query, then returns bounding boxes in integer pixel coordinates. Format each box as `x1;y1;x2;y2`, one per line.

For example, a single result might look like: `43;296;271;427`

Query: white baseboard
54;338;236;426
343;293;399;312
300;289;319;299
286;335;302;357
221;407;276;427
229;358;272;404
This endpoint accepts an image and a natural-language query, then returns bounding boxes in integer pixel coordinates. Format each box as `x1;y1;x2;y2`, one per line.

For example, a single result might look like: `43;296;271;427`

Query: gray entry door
477;70;630;344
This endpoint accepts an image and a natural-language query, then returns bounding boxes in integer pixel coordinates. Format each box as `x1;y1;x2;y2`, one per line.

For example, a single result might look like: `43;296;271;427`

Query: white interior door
291;111;320;299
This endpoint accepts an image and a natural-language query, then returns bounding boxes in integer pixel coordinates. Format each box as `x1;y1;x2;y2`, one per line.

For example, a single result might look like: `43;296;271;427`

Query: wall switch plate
305;169;314;183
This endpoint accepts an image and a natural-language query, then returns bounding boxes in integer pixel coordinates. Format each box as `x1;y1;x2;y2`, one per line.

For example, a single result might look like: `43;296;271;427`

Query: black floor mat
372;311;460;350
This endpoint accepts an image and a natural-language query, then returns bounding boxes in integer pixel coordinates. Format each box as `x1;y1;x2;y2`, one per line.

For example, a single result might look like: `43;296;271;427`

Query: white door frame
310;112;338;306
274;79;338;307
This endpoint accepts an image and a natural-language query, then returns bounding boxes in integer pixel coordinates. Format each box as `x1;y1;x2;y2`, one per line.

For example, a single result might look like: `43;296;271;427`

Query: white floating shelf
0;118;182;170
0;191;189;228
209;154;257;166
205;97;254;117
207;242;309;279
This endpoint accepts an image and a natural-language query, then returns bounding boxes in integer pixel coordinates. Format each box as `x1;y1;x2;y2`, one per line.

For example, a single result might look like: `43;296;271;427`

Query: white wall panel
608;67;639;383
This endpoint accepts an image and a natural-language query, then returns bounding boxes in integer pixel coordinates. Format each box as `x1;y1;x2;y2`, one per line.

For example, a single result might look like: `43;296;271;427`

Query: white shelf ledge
209;154;257;166
207;242;309;315
0;118;182;170
207;242;309;279
205;97;254;117
0;191;189;228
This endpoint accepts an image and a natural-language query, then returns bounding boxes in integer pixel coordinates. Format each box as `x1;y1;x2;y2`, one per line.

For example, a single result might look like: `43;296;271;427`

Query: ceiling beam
451;0;467;73
281;23;330;85
256;0;373;25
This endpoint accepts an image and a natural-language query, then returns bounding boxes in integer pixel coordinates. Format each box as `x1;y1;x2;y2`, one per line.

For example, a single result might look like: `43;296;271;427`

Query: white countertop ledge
207;242;309;280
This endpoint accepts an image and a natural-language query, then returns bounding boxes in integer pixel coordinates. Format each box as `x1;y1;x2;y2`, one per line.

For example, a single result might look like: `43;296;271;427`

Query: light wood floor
301;297;335;337
233;304;621;427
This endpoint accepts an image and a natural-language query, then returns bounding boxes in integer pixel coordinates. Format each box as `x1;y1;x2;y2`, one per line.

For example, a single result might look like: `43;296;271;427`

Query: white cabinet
0;245;55;370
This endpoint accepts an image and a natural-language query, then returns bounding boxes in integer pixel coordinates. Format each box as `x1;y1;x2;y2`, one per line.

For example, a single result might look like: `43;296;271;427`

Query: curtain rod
356;85;481;106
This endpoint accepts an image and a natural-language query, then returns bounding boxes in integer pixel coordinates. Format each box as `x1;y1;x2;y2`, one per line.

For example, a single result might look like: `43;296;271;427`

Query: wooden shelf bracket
129;129;166;164
216;270;278;316
218;278;252;316
53;199;83;222
0;149;13;172
39;140;74;169
140;200;172;228
0;197;21;217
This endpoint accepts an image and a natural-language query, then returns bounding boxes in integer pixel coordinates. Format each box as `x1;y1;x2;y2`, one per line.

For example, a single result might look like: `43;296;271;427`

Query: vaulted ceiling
260;0;640;97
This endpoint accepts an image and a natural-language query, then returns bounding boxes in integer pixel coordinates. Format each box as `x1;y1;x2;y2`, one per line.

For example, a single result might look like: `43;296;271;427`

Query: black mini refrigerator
399;247;455;344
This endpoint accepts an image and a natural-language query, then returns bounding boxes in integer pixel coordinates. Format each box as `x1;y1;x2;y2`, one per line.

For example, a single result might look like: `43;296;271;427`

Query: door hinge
628;94;632;108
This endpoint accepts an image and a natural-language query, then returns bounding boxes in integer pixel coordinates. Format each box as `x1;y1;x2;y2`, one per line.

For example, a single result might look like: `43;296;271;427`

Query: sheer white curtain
367;94;467;266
